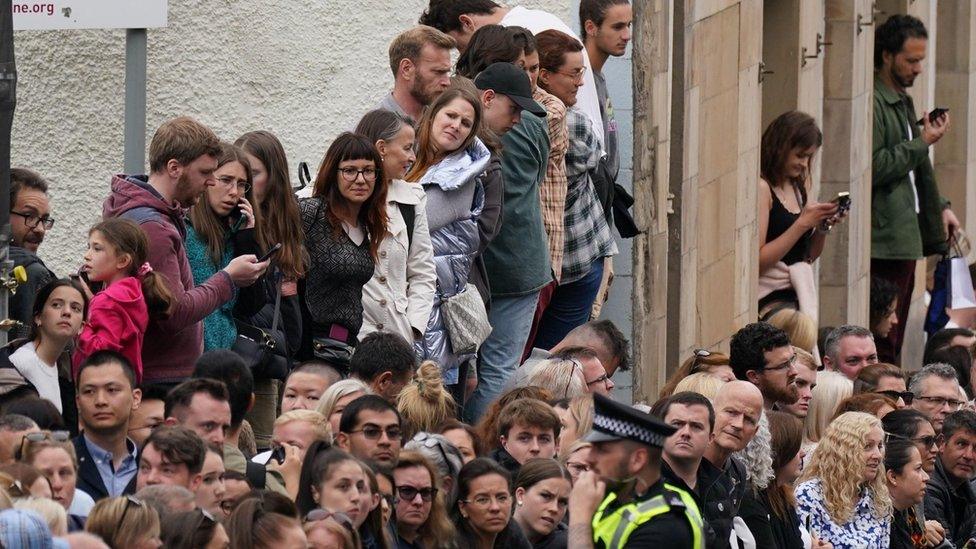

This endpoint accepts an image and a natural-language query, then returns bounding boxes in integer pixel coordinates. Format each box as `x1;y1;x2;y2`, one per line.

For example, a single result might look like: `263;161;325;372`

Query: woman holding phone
758;112;847;320
185;142;267;351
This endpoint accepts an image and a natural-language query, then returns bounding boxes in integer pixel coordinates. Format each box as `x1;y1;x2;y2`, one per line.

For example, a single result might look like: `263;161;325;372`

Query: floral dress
795;479;891;549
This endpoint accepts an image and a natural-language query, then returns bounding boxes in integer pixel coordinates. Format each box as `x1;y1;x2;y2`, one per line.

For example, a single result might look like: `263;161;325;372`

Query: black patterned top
299;197;374;341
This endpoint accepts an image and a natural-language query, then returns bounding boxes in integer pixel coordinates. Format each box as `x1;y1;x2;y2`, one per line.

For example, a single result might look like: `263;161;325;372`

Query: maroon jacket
103;175;234;382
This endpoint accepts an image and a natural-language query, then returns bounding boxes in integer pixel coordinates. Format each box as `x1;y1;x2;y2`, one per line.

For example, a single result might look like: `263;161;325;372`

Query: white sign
13;0;167;30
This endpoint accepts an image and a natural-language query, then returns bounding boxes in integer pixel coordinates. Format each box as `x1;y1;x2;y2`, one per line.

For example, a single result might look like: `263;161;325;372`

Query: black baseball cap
473;62;547;117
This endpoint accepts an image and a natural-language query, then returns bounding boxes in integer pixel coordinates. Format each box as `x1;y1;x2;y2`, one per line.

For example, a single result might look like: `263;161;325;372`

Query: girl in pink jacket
73;218;173;383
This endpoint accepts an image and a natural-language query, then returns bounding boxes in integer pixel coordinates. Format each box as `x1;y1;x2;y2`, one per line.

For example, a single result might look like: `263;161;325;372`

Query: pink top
73;276;148;384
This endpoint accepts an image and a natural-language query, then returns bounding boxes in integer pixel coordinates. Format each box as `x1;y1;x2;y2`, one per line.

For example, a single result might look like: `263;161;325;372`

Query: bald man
700;381;763;549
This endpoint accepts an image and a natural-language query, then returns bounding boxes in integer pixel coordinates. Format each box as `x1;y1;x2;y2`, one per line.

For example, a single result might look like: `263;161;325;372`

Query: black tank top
765;182;811;265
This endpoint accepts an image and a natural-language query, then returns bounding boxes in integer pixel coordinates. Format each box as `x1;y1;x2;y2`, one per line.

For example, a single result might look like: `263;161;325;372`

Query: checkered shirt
534;88;569;282
562;106;617;284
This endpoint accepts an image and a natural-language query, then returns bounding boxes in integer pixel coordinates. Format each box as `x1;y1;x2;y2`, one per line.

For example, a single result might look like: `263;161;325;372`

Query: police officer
568;393;705;548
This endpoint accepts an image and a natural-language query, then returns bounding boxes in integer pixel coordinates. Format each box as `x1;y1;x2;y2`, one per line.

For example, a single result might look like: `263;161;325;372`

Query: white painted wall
11;0;573;275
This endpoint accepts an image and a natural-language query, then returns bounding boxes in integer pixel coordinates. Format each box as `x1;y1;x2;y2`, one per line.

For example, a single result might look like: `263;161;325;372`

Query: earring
517;500;523;507
381;155;386;161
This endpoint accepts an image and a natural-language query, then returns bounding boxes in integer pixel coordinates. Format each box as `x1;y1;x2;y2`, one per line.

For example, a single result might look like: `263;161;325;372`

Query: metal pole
1;0;18;346
123;28;147;174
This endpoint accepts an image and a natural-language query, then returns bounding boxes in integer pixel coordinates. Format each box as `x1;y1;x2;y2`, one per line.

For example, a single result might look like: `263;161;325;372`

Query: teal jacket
871;75;948;260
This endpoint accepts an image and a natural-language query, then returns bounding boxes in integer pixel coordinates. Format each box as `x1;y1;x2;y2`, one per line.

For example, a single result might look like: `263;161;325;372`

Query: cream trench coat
359;179;436;342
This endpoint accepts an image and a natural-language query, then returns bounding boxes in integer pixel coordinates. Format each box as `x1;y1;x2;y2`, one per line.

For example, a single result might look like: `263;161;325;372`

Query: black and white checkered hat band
593;414;668;447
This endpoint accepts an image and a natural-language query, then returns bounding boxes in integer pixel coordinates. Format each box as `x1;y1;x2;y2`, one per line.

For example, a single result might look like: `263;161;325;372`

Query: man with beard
871;15;957;364
102;117;268;384
381;26;455;121
729;322;799;409
7;168;57;340
568;393;704;548
72;351;142;499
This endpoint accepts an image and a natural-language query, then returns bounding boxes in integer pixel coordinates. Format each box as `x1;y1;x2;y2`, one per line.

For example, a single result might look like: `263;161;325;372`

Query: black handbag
232;285;289;380
311;336;353;373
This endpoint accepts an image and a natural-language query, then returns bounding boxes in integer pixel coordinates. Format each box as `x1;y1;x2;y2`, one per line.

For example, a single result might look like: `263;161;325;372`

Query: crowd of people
0;0;973;548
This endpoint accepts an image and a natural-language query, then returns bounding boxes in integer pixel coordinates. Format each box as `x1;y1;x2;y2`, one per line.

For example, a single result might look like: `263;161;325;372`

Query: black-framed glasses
885;431;942;449
338;167;377;182
396;485;438;503
877;390;915;405
215;175;252;194
690;349;711;374
305;509;355;532
585;372;611;388
119;495;146;525
349;425;402;441
915;395;966;410
11;211;55;230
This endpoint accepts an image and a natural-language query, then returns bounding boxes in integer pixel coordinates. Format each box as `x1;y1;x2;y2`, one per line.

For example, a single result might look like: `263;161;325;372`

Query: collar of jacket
418;137;491;192
874;73;909;106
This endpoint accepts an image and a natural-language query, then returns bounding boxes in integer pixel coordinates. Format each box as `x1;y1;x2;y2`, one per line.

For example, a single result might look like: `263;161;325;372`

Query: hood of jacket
419;137;491;192
102;175;187;237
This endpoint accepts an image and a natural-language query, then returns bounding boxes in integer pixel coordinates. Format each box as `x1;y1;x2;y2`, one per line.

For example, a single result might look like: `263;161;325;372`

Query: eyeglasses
396;485;438;503
339;167;377;182
305;509;355;532
764;353;797;372
885;431;942;449
461;493;511;507
119;496;146;525
689;349;711;374
349;425;402;441
11;211;55;230
216;175;252;194
877;390;915;405
915;395;966;410
585;372;611;388
566;461;589;475
552;67;587;82
19;430;70;458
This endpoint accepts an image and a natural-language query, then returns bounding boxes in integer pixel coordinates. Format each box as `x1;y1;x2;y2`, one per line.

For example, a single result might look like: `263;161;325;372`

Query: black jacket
7;246;56;341
488;446;522;479
73;435;138;501
924;457;976;547
698;455;748;549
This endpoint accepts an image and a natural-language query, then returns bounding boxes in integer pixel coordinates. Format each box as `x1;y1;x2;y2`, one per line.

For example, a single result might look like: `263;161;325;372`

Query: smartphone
917;107;949;125
74;268;103;294
832;191;851;212
266;445;286;465
230;204;247;232
256;243;282;263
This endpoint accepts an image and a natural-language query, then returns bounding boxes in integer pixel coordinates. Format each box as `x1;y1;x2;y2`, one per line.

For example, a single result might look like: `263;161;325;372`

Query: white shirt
9;341;62;412
500;6;606;153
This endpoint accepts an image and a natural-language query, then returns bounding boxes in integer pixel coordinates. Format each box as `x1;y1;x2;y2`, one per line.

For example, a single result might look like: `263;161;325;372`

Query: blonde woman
560;440;592;485
85;495;163;548
796;412;891;548
802;370;853;458
316;378;373;436
673;372;725;401
252;409;333;465
765;308;818;354
398;361;457;439
553;395;594;456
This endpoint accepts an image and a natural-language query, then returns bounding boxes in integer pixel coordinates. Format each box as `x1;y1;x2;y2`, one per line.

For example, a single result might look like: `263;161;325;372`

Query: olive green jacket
871;75;948;260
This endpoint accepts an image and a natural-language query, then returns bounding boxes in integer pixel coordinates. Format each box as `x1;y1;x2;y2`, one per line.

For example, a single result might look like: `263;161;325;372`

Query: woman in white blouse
354;109;436;344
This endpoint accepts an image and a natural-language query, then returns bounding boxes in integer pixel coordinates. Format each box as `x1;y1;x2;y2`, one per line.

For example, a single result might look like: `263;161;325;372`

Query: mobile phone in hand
256;243;282;263
917;107;949;125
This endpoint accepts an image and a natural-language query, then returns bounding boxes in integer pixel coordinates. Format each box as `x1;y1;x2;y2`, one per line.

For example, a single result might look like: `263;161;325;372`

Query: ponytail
140;271;173;319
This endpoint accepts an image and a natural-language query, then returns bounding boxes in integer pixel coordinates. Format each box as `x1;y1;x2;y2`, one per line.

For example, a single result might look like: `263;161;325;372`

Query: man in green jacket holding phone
871;14;958;364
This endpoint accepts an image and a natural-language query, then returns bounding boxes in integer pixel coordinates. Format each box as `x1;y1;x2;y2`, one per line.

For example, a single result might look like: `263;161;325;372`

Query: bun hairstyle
398;361;457;438
89;218;173;319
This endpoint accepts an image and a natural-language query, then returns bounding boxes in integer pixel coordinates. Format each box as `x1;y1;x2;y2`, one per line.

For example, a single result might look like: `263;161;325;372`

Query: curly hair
869;277;899;333
729;322;791;380
874;14;928;69
800;412;891;523
735;410;774;492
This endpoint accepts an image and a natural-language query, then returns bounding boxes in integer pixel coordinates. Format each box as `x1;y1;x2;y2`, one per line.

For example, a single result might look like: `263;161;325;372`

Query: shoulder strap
397;203;415;246
244;459;267;489
118;206;162;225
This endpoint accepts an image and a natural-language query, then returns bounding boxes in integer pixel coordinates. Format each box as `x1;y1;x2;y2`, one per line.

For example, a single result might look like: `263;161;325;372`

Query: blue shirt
83;436;138;498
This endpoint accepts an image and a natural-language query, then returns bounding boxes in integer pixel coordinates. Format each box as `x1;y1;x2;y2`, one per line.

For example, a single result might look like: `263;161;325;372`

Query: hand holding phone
918;107;949;126
256;243;282;263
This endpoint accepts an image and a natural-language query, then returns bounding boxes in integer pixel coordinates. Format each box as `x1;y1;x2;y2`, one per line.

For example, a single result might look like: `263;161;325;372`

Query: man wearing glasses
729;322;799;409
910;363;965;434
8;167;57;340
335;394;402;469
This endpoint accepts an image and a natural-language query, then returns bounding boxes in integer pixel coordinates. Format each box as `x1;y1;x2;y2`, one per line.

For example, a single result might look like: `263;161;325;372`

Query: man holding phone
871;14;958;364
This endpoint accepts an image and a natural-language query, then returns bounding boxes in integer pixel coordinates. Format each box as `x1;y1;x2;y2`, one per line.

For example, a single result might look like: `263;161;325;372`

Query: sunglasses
19;430;71;458
396;485;438;503
305;509;355;532
885;431;942;449
877;390;914;405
